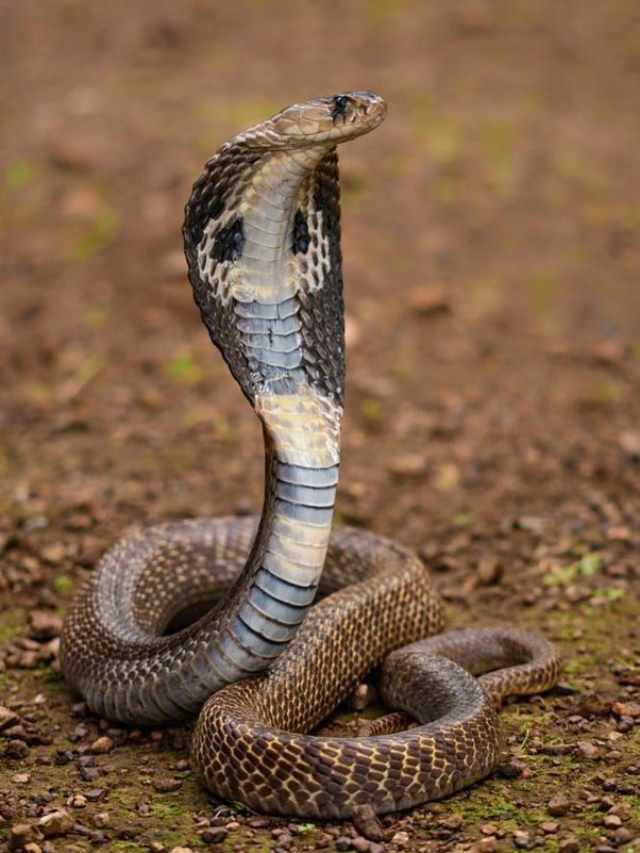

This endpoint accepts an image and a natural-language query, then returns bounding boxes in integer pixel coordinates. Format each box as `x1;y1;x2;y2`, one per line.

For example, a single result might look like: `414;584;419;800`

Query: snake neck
184;139;347;688
211;410;341;685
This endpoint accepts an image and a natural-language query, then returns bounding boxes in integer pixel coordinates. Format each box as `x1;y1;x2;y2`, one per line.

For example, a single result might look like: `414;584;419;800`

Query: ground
1;2;639;852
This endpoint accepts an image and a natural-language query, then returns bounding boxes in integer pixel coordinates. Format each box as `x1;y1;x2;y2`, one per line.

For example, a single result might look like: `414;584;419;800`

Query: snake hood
183;91;387;407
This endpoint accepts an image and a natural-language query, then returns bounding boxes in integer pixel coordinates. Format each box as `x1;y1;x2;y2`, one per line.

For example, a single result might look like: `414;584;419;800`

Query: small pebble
476;556;502;585
335;837;352;851
28;611;63;641
350;683;376;711
608;802;631;819
542;822;559;834
391;830;410;848
614;827;632;844
548;795;570;816
90;736;114;754
513;830;530;848
558;839;580;853
612;701;640;718
352;838;370;853
478;838;498;853
577;741;599;759
5;739;30;759
37;809;74;838
0;705;19;731
151;777;182;793
8;823;44;850
603;814;621;829
201;827;228;844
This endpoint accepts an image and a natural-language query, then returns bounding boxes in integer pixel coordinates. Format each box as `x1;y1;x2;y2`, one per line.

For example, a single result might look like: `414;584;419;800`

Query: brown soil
1;2;639;852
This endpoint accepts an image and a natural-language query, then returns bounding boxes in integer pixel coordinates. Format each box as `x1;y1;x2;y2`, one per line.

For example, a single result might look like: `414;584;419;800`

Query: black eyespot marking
212;217;245;263
292;209;310;254
331;95;349;122
185;194;224;249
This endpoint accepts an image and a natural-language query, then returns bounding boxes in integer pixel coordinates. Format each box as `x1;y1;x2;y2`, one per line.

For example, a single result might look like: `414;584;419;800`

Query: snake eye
331;95;349;122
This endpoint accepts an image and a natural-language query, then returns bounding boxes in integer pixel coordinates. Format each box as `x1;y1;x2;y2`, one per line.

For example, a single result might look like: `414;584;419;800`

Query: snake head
251;91;387;149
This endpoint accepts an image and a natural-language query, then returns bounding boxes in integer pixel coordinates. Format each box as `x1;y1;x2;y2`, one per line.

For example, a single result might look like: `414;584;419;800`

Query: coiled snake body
60;92;559;818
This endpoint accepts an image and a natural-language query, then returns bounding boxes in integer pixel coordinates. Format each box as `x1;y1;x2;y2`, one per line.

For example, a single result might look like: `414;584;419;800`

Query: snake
60;91;560;819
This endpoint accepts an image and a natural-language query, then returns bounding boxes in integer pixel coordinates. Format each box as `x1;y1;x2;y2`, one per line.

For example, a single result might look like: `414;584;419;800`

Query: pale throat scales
190;143;343;691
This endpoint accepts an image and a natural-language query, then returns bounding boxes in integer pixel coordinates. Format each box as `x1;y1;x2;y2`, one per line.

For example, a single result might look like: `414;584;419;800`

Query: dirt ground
1;2;639;852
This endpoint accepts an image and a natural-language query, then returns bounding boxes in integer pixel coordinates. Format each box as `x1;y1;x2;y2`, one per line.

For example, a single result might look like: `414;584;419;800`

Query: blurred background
1;3;640;849
1;0;639;582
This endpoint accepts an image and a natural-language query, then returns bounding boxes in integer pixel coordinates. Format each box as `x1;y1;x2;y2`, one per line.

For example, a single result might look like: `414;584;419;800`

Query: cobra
60;91;560;818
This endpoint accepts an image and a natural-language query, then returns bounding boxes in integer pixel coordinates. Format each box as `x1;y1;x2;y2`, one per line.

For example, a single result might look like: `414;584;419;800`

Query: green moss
150;799;187;819
69;204;119;261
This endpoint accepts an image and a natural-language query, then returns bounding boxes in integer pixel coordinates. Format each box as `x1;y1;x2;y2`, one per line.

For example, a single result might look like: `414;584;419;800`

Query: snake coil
61;92;560;818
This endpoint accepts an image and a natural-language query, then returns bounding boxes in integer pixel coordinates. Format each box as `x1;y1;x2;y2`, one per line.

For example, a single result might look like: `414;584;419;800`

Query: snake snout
331;91;387;126
271;91;387;146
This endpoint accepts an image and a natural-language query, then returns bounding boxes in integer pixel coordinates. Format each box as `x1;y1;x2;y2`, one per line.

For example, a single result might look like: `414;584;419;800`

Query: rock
408;285;452;316
0;705;19;732
151;777;182;793
478;838;498;853
547;795;571;816
513;830;530;849
28;611;63;641
349;683;377;711
619;430;640;461
576;740;599;759
608;802;631;819
612;701;640;718
201;827;228;844
40;542;67;564
5;739;30;759
80;766;100;782
37;810;74;838
613;827;632;844
391;830;410;847
352;838;370;853
84;788;106;802
388;453;428;477
499;757;526;777
66;794;87;808
603;814;622;829
12;773;31;785
89;736;114;754
8;823;44;851
558;839;580;853
542;822;559;834
335;837;352;851
476;556;502;585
